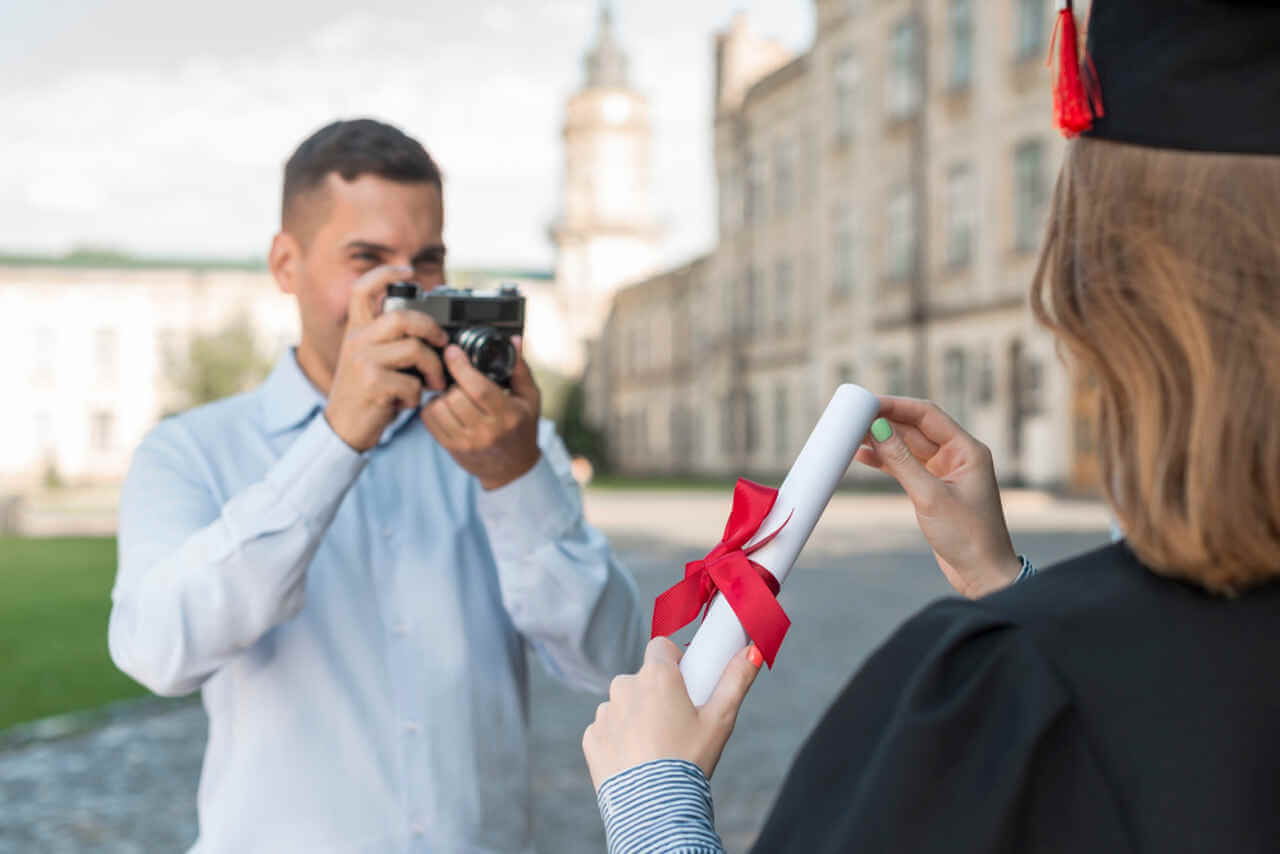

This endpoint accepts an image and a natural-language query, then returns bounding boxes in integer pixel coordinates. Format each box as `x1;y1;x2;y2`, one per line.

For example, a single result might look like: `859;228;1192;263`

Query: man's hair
281;118;442;238
1032;137;1280;594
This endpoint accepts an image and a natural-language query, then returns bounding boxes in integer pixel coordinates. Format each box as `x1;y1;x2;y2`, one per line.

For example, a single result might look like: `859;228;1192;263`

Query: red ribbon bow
650;479;792;668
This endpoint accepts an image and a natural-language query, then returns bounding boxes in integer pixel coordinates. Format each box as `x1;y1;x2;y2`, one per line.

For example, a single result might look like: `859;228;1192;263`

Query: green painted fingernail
871;418;893;442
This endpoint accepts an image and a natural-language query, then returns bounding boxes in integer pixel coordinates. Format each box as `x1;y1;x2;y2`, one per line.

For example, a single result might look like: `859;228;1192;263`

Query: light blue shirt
109;351;645;853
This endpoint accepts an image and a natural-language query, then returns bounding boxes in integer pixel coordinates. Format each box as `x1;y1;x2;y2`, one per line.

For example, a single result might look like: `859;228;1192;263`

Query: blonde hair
1032;138;1280;594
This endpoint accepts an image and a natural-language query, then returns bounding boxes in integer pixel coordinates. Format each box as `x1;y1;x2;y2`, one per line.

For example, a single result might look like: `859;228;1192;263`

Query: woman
583;2;1280;851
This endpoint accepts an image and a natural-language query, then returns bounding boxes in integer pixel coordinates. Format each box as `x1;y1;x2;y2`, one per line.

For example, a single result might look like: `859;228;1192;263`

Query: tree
557;379;609;471
166;313;273;412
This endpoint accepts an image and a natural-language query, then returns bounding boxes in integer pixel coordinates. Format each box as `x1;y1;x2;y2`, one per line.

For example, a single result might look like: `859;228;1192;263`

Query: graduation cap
1050;0;1280;155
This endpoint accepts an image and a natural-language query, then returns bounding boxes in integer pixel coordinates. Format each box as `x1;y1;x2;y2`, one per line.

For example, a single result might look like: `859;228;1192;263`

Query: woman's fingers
875;396;970;448
867;418;946;515
696;644;763;778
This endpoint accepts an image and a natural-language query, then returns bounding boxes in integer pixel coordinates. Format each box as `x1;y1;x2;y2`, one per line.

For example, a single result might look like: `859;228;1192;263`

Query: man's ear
269;231;302;295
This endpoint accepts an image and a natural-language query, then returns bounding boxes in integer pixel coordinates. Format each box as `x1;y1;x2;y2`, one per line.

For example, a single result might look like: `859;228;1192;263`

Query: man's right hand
325;265;450;452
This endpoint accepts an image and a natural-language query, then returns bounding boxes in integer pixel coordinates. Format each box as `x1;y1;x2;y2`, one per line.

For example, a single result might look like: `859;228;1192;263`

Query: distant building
550;2;663;376
0;256;555;488
589;1;1098;492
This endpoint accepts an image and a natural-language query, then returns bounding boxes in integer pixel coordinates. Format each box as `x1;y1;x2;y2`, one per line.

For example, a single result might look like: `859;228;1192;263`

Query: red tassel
1048;2;1102;137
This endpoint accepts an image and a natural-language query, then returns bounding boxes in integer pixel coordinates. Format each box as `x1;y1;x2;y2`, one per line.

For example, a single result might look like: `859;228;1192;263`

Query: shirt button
391;620;408;636
403;721;421;734
382;526;394;539
410;823;426;837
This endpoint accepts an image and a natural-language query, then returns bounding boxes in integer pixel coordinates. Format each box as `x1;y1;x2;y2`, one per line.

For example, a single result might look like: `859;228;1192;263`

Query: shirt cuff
1014;554;1037;582
264;414;369;532
597;759;722;854
475;454;577;556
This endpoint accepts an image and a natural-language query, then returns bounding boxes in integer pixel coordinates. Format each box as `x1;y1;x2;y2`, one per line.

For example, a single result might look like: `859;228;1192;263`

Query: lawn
0;537;148;731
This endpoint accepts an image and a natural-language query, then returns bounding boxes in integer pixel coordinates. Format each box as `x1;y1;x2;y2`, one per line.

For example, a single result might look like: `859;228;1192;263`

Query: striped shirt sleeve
596;759;726;854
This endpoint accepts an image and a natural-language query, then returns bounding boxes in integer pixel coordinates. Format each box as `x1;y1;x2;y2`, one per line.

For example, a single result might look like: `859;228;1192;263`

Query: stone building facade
590;0;1096;490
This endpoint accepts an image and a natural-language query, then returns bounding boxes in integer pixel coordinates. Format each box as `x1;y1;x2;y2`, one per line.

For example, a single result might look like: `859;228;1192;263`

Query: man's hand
325;265;450;452
420;337;541;490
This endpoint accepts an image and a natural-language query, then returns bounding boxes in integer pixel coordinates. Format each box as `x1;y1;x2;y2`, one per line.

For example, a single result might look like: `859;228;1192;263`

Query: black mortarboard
1051;0;1280;155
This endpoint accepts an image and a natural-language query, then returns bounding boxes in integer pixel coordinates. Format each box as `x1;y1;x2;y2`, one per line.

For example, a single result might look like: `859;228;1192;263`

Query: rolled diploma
679;384;880;706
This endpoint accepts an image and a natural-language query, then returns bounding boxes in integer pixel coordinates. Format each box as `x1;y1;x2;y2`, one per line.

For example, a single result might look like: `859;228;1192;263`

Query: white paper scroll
679;384;880;706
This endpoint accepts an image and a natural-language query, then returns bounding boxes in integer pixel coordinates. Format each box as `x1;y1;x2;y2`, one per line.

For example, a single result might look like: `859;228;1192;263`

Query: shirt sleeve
597;760;725;854
748;598;1134;854
109;414;368;697
476;419;645;693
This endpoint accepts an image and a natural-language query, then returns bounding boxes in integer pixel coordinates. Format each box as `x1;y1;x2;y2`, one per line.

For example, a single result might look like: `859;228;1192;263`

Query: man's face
281;172;445;374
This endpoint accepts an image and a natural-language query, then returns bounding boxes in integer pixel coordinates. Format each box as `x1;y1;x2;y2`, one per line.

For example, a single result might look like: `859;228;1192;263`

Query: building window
34;412;54;453
744;391;759;455
774;385;789;461
882;356;908;397
976;348;995;405
833;50;861;143
887;18;922;119
832;205;859;297
948;0;975;90
1013;139;1048;252
945;163;977;270
95;328;119;386
720;166;742;234
1022;358;1046;416
32;327;55;387
743;269;760;333
774;140;796;216
723;389;759;456
1015;0;1047;61
942;348;970;427
90;410;115;452
885;185;917;281
775;259;794;334
720;397;735;453
744;154;763;227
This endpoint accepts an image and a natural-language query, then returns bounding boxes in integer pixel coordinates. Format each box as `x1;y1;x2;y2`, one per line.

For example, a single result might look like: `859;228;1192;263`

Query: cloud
0;1;813;268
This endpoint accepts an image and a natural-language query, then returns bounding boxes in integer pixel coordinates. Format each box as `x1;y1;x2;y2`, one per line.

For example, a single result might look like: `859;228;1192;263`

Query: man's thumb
508;337;539;404
701;644;762;729
869;418;939;510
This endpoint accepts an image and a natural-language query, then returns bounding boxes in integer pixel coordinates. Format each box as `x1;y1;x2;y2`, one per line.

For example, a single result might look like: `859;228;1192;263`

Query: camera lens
457;327;516;385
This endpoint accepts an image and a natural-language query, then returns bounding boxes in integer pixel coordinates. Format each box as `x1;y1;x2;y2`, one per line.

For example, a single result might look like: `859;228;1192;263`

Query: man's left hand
420;336;542;490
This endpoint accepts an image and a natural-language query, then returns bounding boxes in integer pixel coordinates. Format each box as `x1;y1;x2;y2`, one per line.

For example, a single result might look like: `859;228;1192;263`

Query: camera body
383;283;526;389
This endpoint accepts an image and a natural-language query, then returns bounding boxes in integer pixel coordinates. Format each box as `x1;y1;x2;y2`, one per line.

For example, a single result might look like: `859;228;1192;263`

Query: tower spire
585;0;628;88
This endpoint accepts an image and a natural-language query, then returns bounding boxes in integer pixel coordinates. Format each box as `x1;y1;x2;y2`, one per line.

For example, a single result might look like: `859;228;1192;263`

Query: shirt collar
259;349;435;444
260;349;326;436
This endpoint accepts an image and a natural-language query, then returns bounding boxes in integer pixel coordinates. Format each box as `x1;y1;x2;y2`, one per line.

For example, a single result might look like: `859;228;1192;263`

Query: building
550;2;663;375
0;256;557;488
590;0;1097;491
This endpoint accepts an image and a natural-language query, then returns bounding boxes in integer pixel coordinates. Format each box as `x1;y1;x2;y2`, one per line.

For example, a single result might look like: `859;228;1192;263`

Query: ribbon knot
650;479;792;668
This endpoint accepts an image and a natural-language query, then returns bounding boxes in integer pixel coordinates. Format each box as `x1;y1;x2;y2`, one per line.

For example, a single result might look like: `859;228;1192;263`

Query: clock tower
551;1;662;374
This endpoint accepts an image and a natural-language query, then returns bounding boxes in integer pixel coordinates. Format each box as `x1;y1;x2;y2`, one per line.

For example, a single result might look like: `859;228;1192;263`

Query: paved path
0;490;1110;852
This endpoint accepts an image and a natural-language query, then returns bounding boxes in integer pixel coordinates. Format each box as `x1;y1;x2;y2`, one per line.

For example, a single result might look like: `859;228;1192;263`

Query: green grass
0;537;148;731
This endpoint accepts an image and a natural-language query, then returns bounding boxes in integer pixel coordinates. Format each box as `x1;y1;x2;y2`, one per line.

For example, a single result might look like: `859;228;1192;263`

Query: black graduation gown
749;542;1280;853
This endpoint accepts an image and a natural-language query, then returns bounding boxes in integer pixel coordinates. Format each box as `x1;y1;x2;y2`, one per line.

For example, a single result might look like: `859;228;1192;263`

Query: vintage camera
383;283;526;389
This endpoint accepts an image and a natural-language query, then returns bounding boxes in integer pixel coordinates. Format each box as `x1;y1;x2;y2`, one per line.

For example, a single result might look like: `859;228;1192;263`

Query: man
109;118;645;852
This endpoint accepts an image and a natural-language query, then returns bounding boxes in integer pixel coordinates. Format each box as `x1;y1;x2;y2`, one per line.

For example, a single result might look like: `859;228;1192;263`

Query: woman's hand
582;637;762;792
856;396;1022;599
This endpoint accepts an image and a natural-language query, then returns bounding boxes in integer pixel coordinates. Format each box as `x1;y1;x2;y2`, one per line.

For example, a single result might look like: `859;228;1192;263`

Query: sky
0;0;814;271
